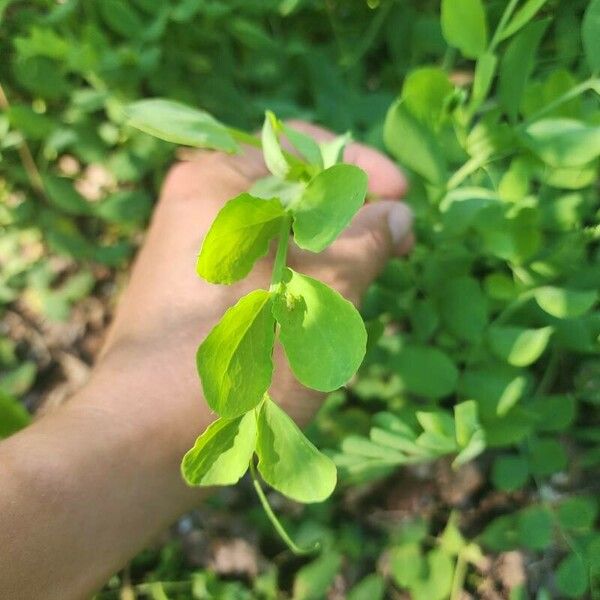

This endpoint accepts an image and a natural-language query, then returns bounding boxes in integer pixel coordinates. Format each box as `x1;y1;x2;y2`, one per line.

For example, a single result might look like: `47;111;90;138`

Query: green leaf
412;549;454;600
293;551;342;600
517;505;553;550
524;119;600;168
291;164;367;252
256;397;337;503
124;99;238;152
98;0;143;38
498;19;549;121
583;0;600;74
402;67;453;129
391;345;458;399
197;290;275;418
529;437;567;476
438;276;488;342
43;176;91;216
390;543;424;588
498;0;550;42
454;400;480;447
347;574;385;600
471;52;498;110
273;268;367;392
556;554;589;599
319;133;351;169
441;0;488;59
262;111;289;178
181;413;256;486
282;123;323;168
488;325;553;367
0;391;30;438
557;496;598;532
197;194;286;284
534;286;597;319
384;101;447;185
492;455;529;491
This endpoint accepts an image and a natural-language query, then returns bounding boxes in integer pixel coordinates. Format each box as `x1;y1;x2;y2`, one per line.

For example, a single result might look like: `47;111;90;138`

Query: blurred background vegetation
1;0;599;598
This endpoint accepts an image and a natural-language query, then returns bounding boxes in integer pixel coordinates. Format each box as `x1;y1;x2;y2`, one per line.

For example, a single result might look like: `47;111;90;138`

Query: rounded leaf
534;286;597;319
256;397;337;503
181;413;256;487
488;325;553;367
291;164;368;252
197;290;275;418
197;194;285;284
273;269;367;392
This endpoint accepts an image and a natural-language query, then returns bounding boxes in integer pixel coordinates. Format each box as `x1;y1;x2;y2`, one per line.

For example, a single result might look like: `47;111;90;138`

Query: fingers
284;120;408;198
291;200;413;305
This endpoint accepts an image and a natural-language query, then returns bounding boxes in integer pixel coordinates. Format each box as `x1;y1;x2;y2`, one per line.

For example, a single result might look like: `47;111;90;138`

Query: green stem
249;461;319;556
227;126;300;165
270;214;292;291
523;78;600;124
490;0;520;51
450;550;468;600
0;80;46;200
228;127;262;149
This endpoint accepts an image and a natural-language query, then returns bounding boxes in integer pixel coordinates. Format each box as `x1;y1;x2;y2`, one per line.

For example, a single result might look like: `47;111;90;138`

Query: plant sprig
125;102;369;553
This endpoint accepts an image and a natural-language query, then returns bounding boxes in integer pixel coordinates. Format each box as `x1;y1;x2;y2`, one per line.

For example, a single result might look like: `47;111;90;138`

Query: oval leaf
197;290;275;418
291;164;368;252
256;397;337;503
261;111;289;178
534;286;597;319
273;268;367;392
124;98;238;152
384;100;447;185
488;325;553;367
498;19;549;121
441;0;488;59
391;345;459;399
197;194;285;284
181;412;256;486
524;119;600;167
583;0;600;74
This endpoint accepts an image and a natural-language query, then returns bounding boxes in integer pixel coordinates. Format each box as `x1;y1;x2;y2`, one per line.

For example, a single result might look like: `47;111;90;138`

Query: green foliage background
1;0;599;598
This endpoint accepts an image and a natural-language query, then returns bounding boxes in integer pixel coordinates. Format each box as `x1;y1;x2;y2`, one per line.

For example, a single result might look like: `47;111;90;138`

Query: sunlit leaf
524;119;600;167
534;286;597;318
182;412;256;486
273;268;366;391
256;397;337;503
291;164;367;252
488;325;553;367
441;0;488;59
125;98;238;152
197;290;275;418
197;194;286;284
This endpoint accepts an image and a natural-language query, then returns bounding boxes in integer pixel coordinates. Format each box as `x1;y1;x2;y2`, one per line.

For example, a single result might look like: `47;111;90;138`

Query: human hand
95;122;413;453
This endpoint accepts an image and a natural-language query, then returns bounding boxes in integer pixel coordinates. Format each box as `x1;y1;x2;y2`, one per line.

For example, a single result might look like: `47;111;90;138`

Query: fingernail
387;202;413;246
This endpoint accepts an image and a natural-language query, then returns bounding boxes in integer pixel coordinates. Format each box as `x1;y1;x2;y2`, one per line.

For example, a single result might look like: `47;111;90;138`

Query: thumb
291;200;414;306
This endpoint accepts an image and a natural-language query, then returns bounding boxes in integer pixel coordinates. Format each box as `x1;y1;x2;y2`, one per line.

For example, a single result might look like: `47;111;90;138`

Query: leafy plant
125;102;370;552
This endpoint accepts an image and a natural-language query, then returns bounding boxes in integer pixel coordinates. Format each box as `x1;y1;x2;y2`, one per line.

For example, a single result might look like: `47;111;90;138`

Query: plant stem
249;461;319;556
524;78;600;124
490;0;520;51
0;81;46;199
450;550;468;600
270;214;292;291
228;127;263;149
